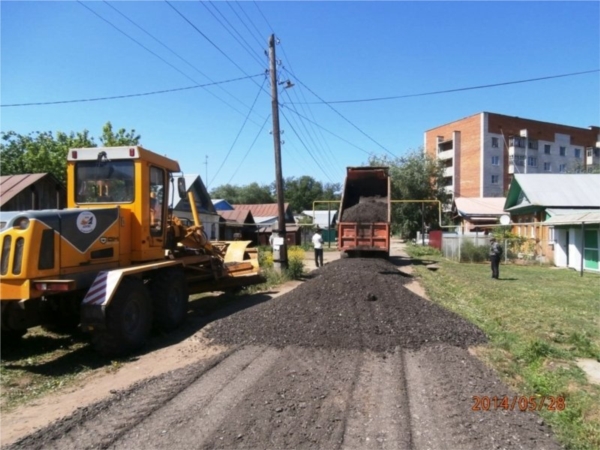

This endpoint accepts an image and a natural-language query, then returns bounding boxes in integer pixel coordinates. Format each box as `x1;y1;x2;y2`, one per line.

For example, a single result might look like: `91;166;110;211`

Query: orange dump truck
337;166;391;258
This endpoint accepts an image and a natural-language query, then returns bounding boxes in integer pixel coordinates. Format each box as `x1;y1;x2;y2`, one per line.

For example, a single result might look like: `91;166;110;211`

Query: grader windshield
75;160;135;204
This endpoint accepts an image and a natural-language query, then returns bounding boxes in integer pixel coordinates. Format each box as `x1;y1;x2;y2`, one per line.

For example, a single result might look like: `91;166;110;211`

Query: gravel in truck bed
340;196;388;222
204;257;487;352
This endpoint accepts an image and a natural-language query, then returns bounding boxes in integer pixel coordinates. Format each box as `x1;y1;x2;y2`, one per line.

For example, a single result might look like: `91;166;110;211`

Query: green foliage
459;241;489;263
406;243;442;257
210;182;275;205
369;149;450;239
0;122;140;186
280;176;341;213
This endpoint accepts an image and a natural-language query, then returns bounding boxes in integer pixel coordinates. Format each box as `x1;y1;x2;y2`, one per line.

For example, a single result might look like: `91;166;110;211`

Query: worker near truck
312;227;324;268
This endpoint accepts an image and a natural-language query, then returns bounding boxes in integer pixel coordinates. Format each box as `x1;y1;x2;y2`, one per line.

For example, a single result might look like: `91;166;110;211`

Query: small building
452;197;507;233
300;209;338;243
172;174;221;240
0;173;65;212
232;203;298;246
504;173;600;267
218;209;256;242
212;199;234;211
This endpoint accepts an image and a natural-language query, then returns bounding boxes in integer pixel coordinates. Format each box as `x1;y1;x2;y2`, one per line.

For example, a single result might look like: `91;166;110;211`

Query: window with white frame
528;157;537;167
544;144;551;154
491;175;499;184
544;162;551;171
559;146;566;156
491;137;499;148
491;156;500;166
574;148;581;158
549;226;555;243
559;164;566;173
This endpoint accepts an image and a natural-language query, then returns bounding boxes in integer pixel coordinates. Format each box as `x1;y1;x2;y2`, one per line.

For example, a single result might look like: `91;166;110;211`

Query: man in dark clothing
489;237;502;279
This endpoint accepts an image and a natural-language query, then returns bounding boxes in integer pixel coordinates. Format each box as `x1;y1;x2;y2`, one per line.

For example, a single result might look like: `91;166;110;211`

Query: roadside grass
405;245;600;450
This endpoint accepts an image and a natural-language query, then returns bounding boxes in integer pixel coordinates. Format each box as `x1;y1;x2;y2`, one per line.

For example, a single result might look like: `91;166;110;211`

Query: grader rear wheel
91;277;152;357
150;267;189;332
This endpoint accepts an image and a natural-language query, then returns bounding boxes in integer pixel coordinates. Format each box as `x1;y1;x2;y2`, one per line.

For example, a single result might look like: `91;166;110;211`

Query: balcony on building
586;147;600;166
437;138;454;160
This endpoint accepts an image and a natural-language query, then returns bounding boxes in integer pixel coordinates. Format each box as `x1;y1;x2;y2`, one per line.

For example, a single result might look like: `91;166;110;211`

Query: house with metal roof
232;203;298;246
504;174;600;271
451;197;507;233
172;174;221;240
0;173;65;212
212;199;234;211
217;209;257;243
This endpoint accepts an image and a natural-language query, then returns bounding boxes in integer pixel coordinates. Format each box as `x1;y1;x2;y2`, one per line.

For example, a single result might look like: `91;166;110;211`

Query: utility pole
269;34;287;270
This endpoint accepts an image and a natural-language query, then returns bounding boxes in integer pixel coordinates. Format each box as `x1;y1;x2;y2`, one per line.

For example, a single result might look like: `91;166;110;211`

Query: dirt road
3;244;562;450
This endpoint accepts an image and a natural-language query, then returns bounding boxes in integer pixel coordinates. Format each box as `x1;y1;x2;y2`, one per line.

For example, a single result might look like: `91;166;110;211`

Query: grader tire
150;268;189;332
91;277;152;357
1;328;27;344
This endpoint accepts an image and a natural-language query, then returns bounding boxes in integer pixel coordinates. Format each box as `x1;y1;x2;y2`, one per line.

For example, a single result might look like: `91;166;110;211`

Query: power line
281;104;375;156
227;2;267;52
253;1;274;33
210;78;267;187
233;2;268;50
283;68;394;157
1;74;264;107
201;1;266;68
291;69;600;105
227;114;271;184
103;1;265;120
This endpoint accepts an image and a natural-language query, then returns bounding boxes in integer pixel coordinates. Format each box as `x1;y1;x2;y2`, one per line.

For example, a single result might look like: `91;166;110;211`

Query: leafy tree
0;123;140;186
99;122;141;146
369;149;450;238
210;182;274;205
280;176;341;212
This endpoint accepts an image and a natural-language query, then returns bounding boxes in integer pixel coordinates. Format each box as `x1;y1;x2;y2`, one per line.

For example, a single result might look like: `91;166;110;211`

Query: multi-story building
424;112;600;198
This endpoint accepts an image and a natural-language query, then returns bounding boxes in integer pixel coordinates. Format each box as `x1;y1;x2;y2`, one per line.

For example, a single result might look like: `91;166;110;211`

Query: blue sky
2;1;599;190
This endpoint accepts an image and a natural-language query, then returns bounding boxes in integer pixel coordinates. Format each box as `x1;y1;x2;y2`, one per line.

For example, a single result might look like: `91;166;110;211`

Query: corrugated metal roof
218;210;255;224
234;203;290;218
511;174;600;208
543;210;600;225
454;197;506;216
0;173;49;206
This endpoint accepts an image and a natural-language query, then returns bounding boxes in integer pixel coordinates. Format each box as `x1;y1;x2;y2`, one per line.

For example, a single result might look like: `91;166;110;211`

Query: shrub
460;241;488;263
286;246;306;280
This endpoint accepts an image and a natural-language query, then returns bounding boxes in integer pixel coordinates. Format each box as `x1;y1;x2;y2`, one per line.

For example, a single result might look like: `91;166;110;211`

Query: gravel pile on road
340;197;387;222
205;258;487;352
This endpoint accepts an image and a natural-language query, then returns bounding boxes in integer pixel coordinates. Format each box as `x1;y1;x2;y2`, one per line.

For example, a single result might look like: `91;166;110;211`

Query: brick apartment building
424;112;600;198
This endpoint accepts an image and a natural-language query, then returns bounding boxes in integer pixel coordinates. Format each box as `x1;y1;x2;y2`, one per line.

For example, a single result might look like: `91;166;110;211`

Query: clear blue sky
2;1;599;190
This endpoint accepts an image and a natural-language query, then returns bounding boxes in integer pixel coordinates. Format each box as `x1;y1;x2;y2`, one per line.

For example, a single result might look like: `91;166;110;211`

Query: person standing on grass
489;237;502;279
312;227;324;268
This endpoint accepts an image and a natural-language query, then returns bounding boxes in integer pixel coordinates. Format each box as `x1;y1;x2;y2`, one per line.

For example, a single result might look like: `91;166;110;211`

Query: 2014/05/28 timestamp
472;395;566;412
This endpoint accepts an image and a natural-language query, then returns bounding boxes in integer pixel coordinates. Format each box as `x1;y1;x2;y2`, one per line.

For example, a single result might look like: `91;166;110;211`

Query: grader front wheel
91;277;152;357
150;268;189;332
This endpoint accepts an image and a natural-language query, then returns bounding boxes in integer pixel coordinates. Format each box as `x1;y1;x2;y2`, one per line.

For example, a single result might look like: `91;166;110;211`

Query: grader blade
222;241;260;277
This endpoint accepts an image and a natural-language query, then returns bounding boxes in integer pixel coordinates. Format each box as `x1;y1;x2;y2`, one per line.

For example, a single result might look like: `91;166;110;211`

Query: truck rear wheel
150;267;189;332
91;277;152;357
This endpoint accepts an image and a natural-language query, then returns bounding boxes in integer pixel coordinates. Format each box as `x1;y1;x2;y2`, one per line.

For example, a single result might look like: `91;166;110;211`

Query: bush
460;241;488;263
286;246;306;280
406;243;442;257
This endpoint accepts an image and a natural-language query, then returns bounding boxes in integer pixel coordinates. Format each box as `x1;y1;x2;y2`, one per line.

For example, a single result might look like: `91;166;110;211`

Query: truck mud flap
81;303;106;332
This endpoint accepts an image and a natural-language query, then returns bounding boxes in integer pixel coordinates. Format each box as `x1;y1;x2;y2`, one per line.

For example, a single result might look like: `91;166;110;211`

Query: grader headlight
13;217;30;230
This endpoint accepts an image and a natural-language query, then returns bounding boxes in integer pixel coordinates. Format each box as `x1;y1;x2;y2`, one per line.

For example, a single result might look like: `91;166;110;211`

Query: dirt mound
341;197;387;222
205;258;487;352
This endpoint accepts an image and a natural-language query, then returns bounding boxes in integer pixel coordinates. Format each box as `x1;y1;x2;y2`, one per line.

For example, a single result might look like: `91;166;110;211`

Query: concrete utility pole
269;34;288;270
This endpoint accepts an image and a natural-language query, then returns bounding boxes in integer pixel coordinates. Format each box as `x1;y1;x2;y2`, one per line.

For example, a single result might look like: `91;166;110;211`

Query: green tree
99;122;141;146
277;176;341;212
369;149;450;238
0;123;140;186
210;182;274;205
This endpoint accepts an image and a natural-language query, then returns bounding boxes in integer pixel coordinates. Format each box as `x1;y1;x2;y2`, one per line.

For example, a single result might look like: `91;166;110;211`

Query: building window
544;144;551;154
559;146;566;156
528;157;537;167
510;154;525;166
491;156;500;166
588;148;593;157
559;164;566;173
549;226;555;242
491;175;499;184
574;148;581;158
544;162;551;172
491;137;499;148
528;140;538;150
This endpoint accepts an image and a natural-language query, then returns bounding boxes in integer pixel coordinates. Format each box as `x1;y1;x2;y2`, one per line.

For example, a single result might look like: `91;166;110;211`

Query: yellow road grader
0;146;263;355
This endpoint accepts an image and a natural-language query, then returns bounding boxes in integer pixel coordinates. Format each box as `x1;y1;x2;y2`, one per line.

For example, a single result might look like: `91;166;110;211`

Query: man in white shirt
312;227;324;267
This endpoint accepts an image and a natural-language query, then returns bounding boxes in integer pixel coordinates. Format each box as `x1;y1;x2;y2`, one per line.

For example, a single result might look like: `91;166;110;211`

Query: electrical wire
291;69;600;105
1;74;264;107
227;114;271;184
103;1;265;120
200;1;266;68
233;2;268;50
210;78;267;187
253;1;274;34
227;2;267;52
283;68;394;157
